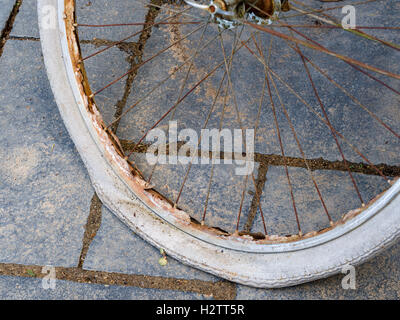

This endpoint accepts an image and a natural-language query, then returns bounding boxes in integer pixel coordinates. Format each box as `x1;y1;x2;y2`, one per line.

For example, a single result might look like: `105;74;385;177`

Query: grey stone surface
0;40;93;267
80;43;130;124
0;0;15;31
251;167;388;235
83;205;219;282
237;241;400;299
132;152;258;232
0;275;207;299
75;0;147;41
0;0;399;300
10;0;39;38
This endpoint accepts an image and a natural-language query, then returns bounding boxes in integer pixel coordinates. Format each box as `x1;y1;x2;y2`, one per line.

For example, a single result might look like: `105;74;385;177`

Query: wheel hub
184;0;290;29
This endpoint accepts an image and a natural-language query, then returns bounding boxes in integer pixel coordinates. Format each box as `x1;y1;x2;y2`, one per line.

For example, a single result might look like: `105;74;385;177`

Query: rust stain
164;7;220;100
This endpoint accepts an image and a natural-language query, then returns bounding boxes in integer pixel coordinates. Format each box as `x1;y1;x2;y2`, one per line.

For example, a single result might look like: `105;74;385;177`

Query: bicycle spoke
202;81;230;224
143;18;212;198
127;56;225;157
282;0;380;20
286;24;400;97
279;36;400;140
91;22;207;96
175;69;228;207
291;0;400;51
78;21;201;27
268;66;389;183
246;21;400;80
106;27;228;130
81;6;196;61
265;67;302;235
251;33;333;224
238;39;391;183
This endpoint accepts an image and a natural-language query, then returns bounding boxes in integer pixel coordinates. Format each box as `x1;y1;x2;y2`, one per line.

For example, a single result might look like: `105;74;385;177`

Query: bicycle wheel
38;0;400;287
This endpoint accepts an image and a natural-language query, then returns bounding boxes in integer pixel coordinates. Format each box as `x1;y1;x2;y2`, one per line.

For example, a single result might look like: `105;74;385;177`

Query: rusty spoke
81;6;195;61
91;22;207;96
265;68;302;235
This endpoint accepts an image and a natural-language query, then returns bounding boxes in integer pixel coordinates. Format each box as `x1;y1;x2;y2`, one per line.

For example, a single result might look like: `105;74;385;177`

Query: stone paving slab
75;0;147;42
9;0;39;38
80;43;130;124
0;0;15;31
83;205;218;282
131;152;258;232
237;241;400;299
0;275;207;299
251;167;388;235
0;39;93;267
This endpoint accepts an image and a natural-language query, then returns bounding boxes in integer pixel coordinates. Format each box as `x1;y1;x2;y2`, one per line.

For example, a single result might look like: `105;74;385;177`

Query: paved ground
0;0;400;300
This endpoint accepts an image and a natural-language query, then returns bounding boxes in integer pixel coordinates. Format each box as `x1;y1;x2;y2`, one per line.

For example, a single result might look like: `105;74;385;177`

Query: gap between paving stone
8;35;141;58
75;13;150;268
76;0;164;268
0;263;237;300
243;161;269;233
78;194;103;268
108;0;164;133
0;0;23;58
120;140;400;178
